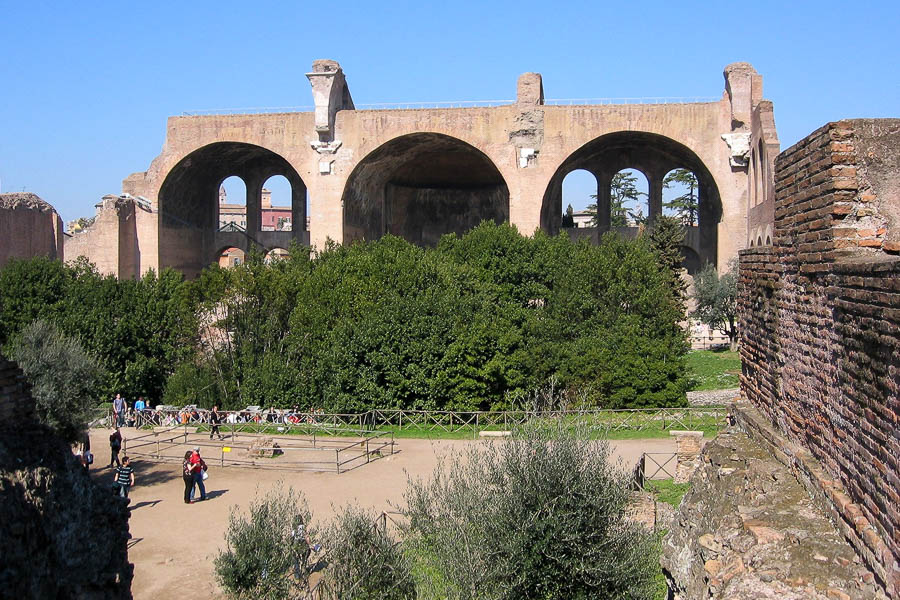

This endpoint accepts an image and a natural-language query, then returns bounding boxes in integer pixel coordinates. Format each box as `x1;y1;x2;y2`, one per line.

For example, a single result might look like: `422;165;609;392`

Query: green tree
647;215;687;311
561;204;575;228
663;169;699;226
320;506;415;600
403;425;660;599
691;261;738;351
214;484;317;600
10;319;105;443
587;171;648;227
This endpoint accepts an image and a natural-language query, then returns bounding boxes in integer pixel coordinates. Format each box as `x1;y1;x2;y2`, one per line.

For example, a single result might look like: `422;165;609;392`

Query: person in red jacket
189;446;207;502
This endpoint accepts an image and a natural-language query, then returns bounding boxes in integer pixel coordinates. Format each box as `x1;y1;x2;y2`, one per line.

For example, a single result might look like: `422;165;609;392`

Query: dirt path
90;430;676;599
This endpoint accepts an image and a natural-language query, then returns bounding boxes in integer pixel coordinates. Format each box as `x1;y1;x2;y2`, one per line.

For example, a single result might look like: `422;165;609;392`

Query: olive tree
691;260;738;351
319;505;415;600
214;484;317;600
402;425;660;599
10;319;105;443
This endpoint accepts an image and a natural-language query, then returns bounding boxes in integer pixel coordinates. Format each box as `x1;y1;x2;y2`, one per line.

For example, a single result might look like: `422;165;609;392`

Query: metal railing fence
106;406;726;439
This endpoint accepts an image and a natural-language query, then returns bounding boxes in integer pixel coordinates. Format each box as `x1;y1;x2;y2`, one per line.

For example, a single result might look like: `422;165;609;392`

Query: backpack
110;433;121;449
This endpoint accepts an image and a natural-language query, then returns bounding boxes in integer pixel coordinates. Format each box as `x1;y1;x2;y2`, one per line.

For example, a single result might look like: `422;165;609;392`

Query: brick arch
157;142;307;277
340;132;510;246
540;131;722;267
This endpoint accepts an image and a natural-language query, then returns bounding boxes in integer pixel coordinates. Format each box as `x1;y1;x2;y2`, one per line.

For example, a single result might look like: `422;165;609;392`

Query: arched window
662;168;699;227
261;175;293;232
217;247;245;268
610;169;648;229
561;169;597;228
265;247;289;263
218;176;247;231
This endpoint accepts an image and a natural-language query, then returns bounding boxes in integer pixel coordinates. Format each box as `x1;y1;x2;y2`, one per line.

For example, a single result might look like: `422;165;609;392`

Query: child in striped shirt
113;456;135;498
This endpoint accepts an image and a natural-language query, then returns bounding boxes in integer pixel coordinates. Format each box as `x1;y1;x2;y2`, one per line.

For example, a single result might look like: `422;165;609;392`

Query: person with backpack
109;427;122;468
182;451;195;504
113;456;135;498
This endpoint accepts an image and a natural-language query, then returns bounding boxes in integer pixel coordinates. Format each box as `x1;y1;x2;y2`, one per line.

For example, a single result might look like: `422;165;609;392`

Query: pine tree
663;169;699;226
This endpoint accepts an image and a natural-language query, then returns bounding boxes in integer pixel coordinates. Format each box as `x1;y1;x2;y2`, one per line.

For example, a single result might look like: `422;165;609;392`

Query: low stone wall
663;407;887;599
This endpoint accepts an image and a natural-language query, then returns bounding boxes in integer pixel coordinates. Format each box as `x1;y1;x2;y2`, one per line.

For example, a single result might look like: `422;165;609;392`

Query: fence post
221;447;224;467
399;411;402;431
390;431;395;455
366;438;370;463
335;449;340;474
156;438;160;460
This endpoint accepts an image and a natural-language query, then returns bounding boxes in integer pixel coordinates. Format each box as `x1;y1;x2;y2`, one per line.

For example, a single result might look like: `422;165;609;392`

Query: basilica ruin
62;60;778;278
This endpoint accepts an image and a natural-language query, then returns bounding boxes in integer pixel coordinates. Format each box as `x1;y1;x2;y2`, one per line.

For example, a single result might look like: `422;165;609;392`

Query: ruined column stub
306;59;355;153
722;63;762;167
516;72;544;106
670;430;704;483
723;62;761;131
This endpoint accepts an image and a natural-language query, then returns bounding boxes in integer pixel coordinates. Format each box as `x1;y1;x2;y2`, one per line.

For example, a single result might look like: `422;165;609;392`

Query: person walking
182;451;195;504
113;456;135;498
189;446;207;502
209;406;224;441
109;427;122;468
112;393;126;428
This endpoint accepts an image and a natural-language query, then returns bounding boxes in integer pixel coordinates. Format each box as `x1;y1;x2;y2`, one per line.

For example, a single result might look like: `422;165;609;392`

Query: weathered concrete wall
102;60;774;277
739;119;900;596
0;353;133;598
0;193;64;268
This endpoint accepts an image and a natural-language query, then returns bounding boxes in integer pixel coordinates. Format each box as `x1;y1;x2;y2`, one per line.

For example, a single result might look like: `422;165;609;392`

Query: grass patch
646;479;690;508
686;348;741;391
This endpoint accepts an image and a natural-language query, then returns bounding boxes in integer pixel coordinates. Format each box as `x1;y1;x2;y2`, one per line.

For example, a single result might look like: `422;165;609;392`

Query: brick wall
739;119;900;596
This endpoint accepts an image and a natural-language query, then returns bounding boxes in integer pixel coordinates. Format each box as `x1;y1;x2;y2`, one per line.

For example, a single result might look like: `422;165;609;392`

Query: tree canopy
691;260;738;351
0;223;690;411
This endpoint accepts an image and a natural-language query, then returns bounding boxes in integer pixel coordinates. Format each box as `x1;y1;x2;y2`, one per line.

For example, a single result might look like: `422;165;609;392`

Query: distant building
218;247;245;268
218;187;292;232
572;210;593;228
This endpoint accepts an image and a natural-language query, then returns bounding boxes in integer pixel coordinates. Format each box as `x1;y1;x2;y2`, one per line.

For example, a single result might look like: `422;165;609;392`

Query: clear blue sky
1;0;897;223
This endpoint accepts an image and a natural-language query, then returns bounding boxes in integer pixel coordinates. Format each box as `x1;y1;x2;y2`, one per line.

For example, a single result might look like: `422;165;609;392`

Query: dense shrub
320;506;415;600
0;257;195;402
402;425;660;599
214;484;316;600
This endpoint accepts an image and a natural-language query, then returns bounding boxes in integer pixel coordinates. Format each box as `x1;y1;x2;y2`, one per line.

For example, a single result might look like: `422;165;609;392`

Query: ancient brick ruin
739;119;900;596
0;352;133;598
0;192;65;269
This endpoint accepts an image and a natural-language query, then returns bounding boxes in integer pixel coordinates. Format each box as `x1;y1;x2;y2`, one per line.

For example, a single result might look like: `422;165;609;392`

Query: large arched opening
541;132;722;267
157;142;307;277
341;133;509;246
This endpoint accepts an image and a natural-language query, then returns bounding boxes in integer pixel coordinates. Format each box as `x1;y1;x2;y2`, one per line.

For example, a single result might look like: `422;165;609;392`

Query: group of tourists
89;393;217;505
112;393;148;428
